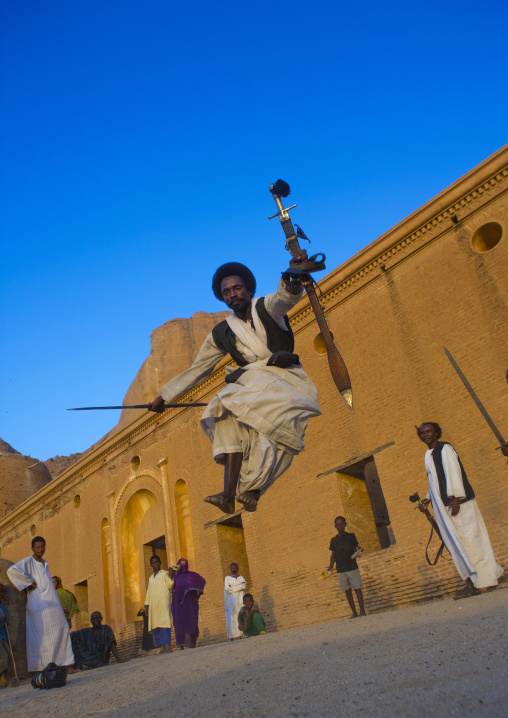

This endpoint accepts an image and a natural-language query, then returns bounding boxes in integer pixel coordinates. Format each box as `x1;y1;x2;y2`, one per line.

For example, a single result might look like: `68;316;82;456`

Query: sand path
1;587;507;717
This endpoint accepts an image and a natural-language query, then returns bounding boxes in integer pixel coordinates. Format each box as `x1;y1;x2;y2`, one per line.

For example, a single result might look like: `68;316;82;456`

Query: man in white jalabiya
7;537;76;672
149;257;321;515
417;423;506;599
144;555;174;653
224;562;246;640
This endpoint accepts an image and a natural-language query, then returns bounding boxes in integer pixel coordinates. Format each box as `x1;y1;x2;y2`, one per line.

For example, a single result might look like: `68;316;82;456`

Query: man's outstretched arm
150;333;225;410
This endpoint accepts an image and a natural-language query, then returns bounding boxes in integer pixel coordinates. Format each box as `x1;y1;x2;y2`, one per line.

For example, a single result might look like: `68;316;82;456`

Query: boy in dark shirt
327;516;366;618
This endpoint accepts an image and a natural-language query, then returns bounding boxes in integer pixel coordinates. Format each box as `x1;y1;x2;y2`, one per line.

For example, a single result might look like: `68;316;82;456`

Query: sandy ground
1;587;507;718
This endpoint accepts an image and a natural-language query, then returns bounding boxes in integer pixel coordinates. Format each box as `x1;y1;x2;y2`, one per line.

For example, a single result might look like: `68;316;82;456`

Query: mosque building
1;144;507;664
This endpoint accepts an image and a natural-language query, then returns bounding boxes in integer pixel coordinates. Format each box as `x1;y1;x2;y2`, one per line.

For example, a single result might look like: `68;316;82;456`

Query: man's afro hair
212;262;256;301
416;422;443;440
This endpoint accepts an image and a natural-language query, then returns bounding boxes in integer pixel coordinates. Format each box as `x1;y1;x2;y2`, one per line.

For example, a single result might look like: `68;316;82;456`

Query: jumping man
150;255;321;514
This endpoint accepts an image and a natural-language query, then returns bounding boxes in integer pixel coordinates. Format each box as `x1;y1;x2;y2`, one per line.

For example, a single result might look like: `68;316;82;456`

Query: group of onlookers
223;562;266;640
325;420;508;620
0;538;266;686
2;536;123;681
142;555;265;655
5;415;505;685
142;555;206;652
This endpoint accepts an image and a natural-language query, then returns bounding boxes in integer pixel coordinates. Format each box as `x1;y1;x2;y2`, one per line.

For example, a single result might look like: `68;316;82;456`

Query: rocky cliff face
0;438;20;455
44;453;84;479
115;310;230;432
0;448;52;514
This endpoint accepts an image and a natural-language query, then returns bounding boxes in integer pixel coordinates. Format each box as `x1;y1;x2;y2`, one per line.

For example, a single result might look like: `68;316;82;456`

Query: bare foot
66;667;79;674
203;492;235;514
349;613;358;619
358;612;366;617
236;491;259;512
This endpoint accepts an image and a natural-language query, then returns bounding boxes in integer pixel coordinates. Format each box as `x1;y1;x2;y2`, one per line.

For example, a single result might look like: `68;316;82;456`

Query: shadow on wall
260;584;277;632
200;626;212;646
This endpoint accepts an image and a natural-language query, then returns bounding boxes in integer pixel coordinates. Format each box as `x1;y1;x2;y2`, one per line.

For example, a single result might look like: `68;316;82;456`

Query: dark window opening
143;536;168;582
215;513;252;588
336;456;393;550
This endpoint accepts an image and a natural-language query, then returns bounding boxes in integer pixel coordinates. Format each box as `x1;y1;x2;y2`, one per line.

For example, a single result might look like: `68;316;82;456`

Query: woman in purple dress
171;558;206;649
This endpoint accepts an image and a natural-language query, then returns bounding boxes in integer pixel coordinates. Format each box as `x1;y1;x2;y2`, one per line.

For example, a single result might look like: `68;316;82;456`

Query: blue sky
1;1;507;460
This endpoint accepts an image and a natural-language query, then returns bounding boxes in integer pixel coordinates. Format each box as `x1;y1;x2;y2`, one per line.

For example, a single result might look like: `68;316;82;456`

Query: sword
269;180;353;411
443;346;506;447
68;403;207;412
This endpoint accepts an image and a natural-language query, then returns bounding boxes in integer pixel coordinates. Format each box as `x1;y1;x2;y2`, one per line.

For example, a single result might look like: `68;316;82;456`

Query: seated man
71;611;125;669
238;593;266;637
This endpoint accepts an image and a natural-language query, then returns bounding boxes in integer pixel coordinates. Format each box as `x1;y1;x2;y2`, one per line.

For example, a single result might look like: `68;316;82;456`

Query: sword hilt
269;180;301;258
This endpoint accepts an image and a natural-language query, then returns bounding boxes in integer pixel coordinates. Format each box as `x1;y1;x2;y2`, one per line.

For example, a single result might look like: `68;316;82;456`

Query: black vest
431;441;475;506
211;297;294;367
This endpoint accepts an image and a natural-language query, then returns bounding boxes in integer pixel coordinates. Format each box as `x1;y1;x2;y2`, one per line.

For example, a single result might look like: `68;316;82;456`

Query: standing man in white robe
7;537;76;671
417;423;506;599
224;562;246;640
144;555;173;653
149;256;321;515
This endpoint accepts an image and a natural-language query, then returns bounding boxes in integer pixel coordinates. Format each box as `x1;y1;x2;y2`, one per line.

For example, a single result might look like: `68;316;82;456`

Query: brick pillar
157;458;177;566
106;491;123;629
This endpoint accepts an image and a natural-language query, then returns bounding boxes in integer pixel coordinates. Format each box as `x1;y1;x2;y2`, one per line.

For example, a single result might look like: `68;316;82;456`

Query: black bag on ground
31;662;67;689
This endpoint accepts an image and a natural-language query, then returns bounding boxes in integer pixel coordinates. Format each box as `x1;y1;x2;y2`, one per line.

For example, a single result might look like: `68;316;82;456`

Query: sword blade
443;346;505;445
68;403;207;410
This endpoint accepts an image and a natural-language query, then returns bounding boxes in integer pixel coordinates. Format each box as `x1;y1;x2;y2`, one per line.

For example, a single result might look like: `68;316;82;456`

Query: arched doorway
119;488;165;622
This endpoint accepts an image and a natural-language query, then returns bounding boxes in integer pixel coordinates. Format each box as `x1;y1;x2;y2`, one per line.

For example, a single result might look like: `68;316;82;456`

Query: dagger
269;180;354;411
68;403;207;412
443;346;505;447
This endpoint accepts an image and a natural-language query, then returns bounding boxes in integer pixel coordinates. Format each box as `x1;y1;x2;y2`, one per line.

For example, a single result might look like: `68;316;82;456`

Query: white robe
144;570;173;631
159;280;321;494
224;574;246;638
425;445;503;588
7;556;75;670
